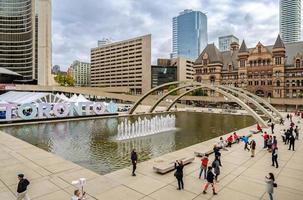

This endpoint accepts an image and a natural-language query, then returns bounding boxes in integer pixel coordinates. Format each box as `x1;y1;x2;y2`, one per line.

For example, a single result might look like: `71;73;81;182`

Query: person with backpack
16;174;30;200
212;156;221;182
265;173;277;200
202;166;217;195
272;147;278;168
174;160;184;190
199;154;209;179
250;139;256;157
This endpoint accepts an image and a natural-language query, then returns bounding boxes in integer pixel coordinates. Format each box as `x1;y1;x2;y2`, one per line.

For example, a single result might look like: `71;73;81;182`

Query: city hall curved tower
0;0;52;85
0;0;35;80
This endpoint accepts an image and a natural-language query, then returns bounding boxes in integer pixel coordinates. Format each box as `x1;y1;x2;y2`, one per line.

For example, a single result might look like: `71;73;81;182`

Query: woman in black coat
174;160;184;190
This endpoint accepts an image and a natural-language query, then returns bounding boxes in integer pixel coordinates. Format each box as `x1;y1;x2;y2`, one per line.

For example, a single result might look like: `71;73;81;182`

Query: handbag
273;182;277;188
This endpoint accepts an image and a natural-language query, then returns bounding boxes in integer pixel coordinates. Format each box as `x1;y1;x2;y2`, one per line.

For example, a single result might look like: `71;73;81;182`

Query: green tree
54;74;75;86
167;85;179;95
191;88;208;96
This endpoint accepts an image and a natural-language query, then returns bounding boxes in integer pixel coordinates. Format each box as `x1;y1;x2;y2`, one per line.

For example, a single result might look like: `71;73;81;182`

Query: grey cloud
52;0;281;70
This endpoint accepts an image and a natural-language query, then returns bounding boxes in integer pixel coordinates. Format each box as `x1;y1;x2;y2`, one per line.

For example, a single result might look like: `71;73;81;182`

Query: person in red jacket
199;154;209;179
262;132;269;149
233;132;240;143
257;123;263;133
226;135;233;147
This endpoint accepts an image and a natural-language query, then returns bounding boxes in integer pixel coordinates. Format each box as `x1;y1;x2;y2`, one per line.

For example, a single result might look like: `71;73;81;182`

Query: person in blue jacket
241;136;250;151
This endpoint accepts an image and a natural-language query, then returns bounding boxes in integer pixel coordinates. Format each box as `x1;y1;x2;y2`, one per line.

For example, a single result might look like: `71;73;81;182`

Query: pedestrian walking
285;130;290;145
272;147;278;168
212;156;221;182
16;174;30;200
241;136;250;151
265;173;277;200
272;136;277;149
279;118;284;125
271;123;275;134
71;189;86;200
174;160;184;190
288;134;295;151
263;132;269;148
202;166;217;195
294;125;299;140
290;114;293;122
199;154;209;179
131;149;138;176
267;136;273;152
250;139;256;157
257;123;263;133
213;145;222;166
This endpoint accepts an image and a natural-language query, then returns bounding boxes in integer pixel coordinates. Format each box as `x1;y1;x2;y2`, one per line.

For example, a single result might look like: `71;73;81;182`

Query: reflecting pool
0;112;255;175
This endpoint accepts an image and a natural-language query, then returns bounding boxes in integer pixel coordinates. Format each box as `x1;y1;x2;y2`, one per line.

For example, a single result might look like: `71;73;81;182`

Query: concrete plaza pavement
0;114;302;200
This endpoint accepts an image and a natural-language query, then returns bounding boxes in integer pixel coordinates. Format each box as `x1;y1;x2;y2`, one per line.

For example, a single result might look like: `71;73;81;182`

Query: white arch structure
129;81;282;128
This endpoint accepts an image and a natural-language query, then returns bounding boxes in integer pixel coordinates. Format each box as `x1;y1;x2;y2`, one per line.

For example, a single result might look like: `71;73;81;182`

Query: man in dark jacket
174;160;184;190
17;174;30;200
131;149;138;176
203;166;217;195
288;134;295;151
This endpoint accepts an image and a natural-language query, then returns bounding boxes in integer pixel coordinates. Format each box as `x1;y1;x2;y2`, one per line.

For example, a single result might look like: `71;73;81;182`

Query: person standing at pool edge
174;160;184;190
131;149;138;176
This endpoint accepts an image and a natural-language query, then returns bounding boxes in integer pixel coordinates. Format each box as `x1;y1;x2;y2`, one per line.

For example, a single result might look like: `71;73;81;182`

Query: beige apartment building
157;57;194;82
71;60;91;86
0;0;52;85
91;34;151;94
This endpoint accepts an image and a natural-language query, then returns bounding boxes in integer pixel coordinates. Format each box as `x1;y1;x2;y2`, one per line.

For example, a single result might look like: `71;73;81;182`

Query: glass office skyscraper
172;9;208;61
279;0;301;43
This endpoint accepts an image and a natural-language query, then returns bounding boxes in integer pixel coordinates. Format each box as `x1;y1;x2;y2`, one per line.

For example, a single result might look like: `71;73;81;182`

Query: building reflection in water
0;112;255;175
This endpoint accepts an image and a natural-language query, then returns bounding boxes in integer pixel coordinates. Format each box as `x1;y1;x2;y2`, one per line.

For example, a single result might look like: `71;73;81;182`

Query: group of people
14;112;301;200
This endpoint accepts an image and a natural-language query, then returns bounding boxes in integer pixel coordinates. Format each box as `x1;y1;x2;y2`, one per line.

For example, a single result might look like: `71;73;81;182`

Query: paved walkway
0;114;302;200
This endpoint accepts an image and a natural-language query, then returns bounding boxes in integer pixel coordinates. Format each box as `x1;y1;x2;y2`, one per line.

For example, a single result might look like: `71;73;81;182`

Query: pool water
0;112;255;175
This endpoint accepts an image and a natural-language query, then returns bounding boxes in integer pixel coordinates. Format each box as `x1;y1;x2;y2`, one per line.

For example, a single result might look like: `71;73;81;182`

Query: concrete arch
217;85;277;122
166;84;268;128
228;86;283;119
148;83;199;113
129;81;184;114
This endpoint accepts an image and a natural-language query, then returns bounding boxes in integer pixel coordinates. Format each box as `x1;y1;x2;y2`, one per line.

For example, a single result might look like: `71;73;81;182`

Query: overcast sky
52;0;302;70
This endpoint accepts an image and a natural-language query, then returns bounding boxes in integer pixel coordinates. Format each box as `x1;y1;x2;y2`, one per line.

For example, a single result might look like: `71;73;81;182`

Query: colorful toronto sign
0;101;118;121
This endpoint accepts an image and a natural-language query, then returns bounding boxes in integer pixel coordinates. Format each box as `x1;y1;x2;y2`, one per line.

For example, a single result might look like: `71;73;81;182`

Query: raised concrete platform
0;114;302;199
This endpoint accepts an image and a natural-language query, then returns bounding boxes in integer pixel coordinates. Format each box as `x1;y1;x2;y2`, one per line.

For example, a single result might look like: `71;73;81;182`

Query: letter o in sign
18;103;37;120
53;103;69;117
93;102;106;114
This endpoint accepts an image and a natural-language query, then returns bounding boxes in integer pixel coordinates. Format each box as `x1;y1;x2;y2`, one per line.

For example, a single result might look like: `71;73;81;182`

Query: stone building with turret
194;35;303;98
